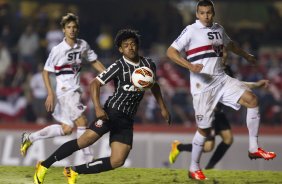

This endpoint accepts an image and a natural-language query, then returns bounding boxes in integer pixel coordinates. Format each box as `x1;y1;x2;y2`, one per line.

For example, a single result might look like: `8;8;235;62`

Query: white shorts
52;89;86;127
193;76;250;129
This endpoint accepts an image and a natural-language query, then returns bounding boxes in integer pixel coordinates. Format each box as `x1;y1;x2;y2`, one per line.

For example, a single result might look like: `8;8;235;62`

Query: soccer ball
132;66;155;90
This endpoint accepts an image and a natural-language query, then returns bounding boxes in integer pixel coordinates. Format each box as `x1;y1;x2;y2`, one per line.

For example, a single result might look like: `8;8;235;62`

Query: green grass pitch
1;166;282;184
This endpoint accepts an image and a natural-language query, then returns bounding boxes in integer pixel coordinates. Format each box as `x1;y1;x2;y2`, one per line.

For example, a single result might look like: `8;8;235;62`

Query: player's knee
244;92;259;108
223;136;233;145
110;157;125;168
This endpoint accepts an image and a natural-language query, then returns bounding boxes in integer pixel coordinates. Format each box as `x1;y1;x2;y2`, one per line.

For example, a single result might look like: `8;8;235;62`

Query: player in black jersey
33;29;171;184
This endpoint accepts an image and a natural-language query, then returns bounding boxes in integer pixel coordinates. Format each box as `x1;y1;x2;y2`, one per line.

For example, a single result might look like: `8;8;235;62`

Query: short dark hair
60;13;79;29
114;29;140;48
197;0;215;15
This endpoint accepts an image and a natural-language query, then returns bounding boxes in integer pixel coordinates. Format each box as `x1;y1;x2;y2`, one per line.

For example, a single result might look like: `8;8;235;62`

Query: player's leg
238;90;276;160
33;129;100;183
205;129;233;169
20;124;65;156
188;89;220;180
75;114;95;162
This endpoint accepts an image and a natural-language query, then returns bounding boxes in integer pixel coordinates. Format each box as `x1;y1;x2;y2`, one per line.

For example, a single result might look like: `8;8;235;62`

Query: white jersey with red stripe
44;38;98;98
171;20;232;94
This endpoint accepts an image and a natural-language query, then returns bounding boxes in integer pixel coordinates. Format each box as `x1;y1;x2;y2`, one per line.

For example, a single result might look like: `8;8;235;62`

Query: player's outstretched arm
166;46;203;73
90;78;108;120
91;59;106;74
244;80;270;89
226;41;256;65
150;82;171;125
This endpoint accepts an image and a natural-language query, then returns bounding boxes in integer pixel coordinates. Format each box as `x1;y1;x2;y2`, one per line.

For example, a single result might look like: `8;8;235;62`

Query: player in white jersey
167;0;276;180
20;13;105;163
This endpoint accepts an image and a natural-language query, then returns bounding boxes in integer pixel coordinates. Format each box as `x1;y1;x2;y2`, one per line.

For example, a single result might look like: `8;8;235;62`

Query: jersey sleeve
96;62;120;85
44;47;56;72
171;26;191;52
83;41;98;62
222;28;232;46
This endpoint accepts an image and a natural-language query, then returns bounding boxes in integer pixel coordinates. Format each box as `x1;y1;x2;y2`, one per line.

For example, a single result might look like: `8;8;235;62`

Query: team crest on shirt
212;42;222;56
95;119;103;128
196;115;203;121
71;62;81;74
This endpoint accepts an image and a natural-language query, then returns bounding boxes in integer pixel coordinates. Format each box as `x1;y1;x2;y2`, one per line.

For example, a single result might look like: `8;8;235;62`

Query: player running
32;29;171;184
167;0;276;180
20;13;105;163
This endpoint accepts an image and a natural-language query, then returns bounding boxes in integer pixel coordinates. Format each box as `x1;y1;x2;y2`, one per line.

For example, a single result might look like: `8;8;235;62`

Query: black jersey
96;56;156;118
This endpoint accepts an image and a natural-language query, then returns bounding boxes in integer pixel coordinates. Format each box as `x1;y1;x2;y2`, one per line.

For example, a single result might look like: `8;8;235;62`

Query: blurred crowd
0;1;281;126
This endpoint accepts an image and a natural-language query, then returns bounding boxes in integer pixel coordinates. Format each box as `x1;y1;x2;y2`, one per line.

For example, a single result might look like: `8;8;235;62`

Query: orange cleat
249;147;276;160
188;170;207;180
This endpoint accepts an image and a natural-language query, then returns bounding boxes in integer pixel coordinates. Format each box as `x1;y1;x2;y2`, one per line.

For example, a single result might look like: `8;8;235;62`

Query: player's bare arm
226;41;257;65
150;82;171;124
90;78;108;120
42;70;55;112
91;59;106;73
167;46;203;73
244;80;269;89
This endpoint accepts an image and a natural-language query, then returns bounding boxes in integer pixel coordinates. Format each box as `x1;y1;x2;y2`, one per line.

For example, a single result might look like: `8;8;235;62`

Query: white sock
77;126;94;160
190;131;206;172
247;107;260;152
29;124;64;142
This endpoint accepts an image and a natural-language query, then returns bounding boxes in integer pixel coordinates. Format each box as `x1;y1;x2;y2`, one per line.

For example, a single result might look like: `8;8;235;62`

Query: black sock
73;157;113;174
41;139;80;168
205;141;231;169
177;144;192;152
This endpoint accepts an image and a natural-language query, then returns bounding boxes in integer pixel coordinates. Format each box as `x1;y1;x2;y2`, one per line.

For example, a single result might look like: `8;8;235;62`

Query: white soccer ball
132;66;155;90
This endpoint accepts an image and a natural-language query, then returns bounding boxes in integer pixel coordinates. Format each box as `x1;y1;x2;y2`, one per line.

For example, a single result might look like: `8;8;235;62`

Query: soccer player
166;0;276;180
169;79;270;169
33;29;171;184
20;13;105;163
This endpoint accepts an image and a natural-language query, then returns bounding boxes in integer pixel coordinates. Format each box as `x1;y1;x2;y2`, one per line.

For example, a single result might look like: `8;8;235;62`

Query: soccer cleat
64;167;78;184
248;147;276;160
20;132;32;156
34;162;48;184
188;170;207;180
169;140;181;164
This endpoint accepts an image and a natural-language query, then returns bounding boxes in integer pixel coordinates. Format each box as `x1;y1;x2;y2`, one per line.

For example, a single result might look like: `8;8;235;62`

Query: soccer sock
177;144;192;152
246;107;260;152
190;131;206;172
77;126;93;156
205;141;231;169
41;139;80;168
73;157;113;174
29;124;64;142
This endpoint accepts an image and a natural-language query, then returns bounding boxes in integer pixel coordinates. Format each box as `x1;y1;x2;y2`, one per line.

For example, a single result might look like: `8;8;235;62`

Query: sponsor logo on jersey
67;52;81;61
123;84;141;91
207;32;222;40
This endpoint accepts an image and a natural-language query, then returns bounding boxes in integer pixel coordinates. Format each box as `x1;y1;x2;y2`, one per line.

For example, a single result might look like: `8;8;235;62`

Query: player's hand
95;107;109;121
189;63;203;73
45;94;55;112
246;54;257;66
256;80;270;88
161;108;171;125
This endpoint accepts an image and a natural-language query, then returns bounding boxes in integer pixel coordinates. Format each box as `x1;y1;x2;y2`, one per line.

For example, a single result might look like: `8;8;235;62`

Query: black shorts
88;108;134;147
207;111;231;141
